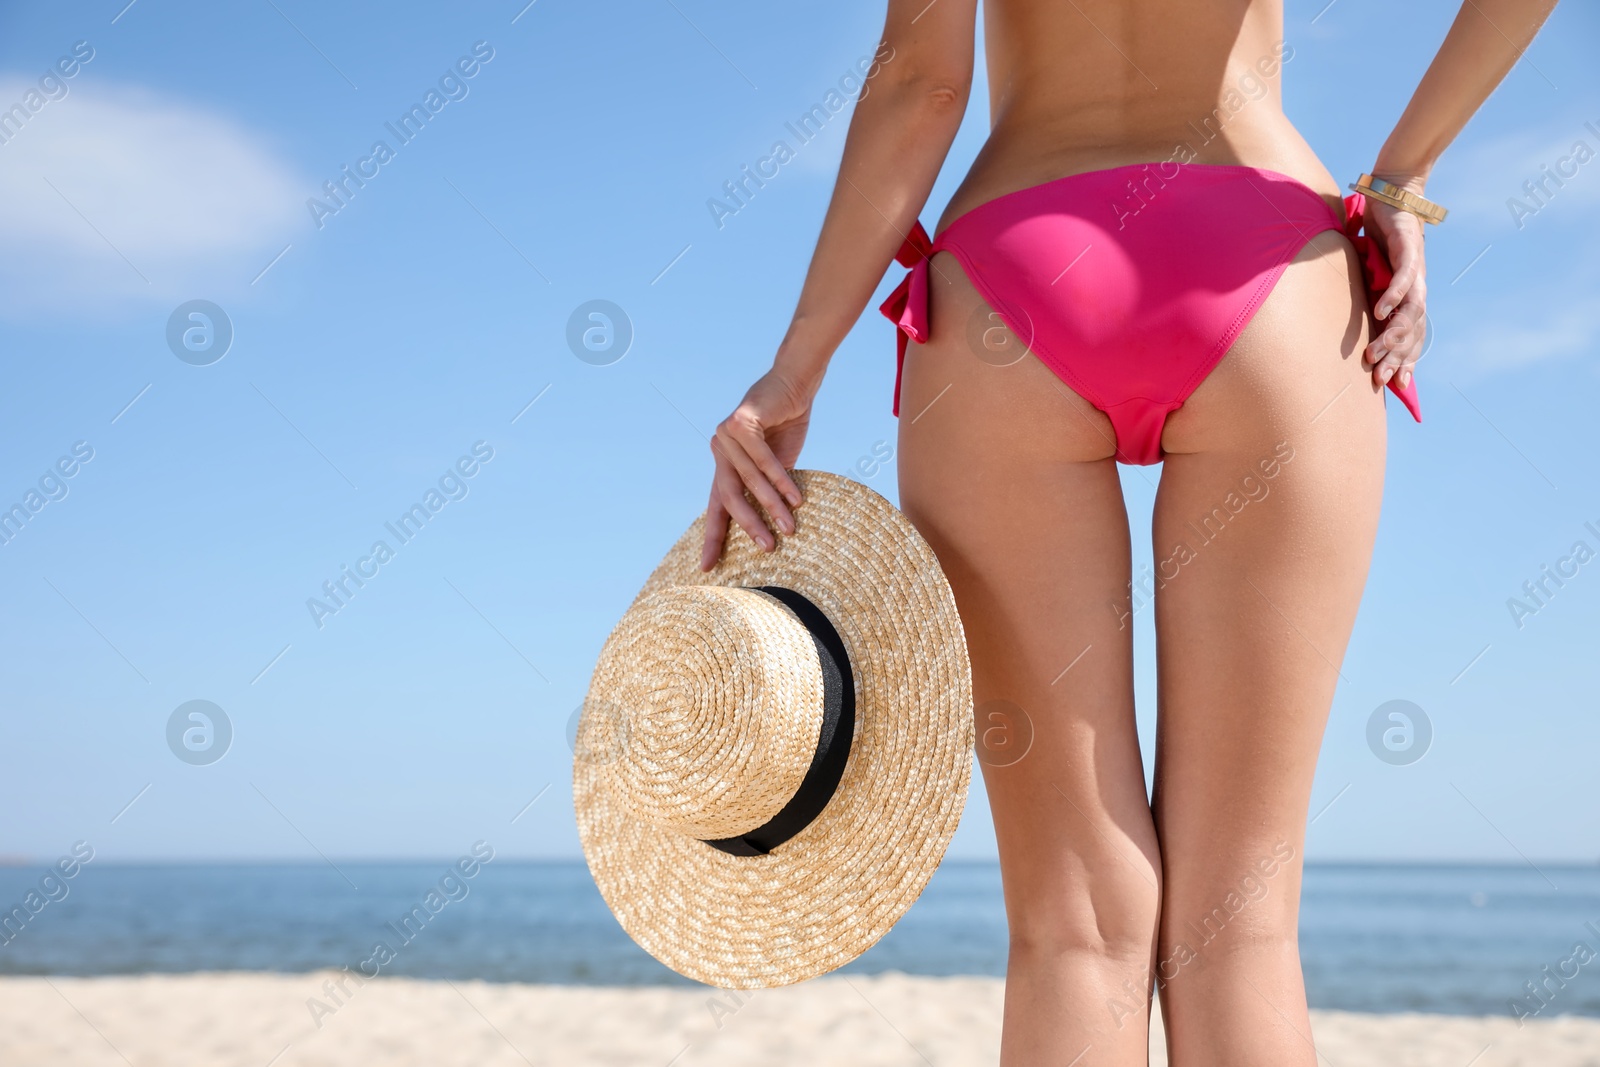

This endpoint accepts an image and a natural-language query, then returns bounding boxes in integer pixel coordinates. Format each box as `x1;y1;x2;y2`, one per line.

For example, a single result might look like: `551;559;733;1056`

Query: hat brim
575;470;974;988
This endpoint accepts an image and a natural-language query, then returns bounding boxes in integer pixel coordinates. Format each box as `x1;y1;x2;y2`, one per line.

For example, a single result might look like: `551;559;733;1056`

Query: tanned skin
699;3;1559;1062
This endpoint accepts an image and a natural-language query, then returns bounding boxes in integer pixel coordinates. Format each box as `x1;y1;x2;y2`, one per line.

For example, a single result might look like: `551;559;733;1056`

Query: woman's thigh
896;251;1160;960
1150;229;1386;1043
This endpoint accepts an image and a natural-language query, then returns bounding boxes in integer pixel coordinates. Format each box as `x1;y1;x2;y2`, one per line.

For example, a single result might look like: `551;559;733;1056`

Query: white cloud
0;79;306;313
1446;290;1600;379
1439;122;1600;231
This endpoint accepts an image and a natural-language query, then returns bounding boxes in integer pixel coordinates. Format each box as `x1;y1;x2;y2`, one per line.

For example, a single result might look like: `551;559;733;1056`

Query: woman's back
944;0;1333;229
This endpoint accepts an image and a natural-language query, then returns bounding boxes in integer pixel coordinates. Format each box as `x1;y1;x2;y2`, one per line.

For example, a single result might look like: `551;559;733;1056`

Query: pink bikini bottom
881;162;1421;464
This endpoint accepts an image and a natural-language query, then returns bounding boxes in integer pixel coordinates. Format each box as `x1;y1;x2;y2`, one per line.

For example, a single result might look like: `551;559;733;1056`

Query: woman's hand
1361;174;1430;390
700;368;813;571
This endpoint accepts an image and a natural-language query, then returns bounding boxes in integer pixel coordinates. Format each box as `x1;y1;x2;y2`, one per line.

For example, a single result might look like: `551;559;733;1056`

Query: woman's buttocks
937;0;1343;233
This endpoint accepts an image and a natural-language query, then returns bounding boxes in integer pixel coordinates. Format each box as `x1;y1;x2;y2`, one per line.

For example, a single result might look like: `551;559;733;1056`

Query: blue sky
0;0;1596;866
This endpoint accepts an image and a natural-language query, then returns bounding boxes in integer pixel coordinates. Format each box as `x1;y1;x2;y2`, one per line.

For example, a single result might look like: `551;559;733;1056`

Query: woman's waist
935;111;1342;237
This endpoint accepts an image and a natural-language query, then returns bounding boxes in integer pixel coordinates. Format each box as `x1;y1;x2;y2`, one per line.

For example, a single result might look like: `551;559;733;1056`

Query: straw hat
573;469;973;988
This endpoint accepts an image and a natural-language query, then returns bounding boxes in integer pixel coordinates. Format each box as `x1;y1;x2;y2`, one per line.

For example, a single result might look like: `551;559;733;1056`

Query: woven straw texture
589;585;826;841
574;470;973;988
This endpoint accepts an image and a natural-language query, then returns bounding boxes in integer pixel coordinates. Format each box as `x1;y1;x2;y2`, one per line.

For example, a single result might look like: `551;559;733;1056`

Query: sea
2;860;1597;1019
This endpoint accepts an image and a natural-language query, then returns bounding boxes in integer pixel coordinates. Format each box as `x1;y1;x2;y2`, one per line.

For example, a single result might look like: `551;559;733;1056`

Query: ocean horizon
3;859;1597;1021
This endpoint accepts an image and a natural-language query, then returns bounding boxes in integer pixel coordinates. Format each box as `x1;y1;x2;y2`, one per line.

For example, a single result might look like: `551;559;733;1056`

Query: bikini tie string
1343;192;1423;423
879;221;934;417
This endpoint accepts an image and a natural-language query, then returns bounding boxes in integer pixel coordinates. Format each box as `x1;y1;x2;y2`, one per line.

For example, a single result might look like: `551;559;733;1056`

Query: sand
3;971;1597;1066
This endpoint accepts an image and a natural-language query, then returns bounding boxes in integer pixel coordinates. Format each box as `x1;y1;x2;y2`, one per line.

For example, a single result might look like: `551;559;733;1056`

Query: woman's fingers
1367;294;1426;387
699;436;796;568
1366;302;1412;383
712;420;795;535
700;369;814;570
1373;210;1424;321
749;436;803;510
700;493;731;571
1376;248;1419;321
713;458;778;553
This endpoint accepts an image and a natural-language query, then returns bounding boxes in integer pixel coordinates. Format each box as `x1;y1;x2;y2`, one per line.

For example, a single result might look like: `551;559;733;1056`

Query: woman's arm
701;0;979;570
1361;0;1560;389
1372;0;1560;189
768;3;979;397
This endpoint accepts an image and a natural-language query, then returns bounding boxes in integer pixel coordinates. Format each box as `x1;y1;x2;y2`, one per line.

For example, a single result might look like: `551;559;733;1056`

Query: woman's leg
897;251;1161;1065
1151;229;1387;1064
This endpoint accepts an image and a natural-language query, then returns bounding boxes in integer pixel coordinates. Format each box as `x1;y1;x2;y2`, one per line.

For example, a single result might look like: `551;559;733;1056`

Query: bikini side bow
878;221;935;417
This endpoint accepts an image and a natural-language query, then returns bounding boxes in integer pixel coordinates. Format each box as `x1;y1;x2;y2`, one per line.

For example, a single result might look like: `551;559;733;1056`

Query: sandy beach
4;971;1597;1066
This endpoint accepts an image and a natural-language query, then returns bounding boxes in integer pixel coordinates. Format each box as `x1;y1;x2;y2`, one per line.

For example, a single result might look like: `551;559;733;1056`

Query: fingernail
786;491;801;507
1400;370;1411;388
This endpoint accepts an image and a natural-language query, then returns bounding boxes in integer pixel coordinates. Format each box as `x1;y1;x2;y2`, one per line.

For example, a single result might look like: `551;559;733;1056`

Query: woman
699;1;1557;1062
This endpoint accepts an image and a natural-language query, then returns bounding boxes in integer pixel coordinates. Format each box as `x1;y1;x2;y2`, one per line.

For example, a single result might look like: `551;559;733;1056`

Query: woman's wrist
771;321;836;399
1370;146;1434;195
769;348;827;401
